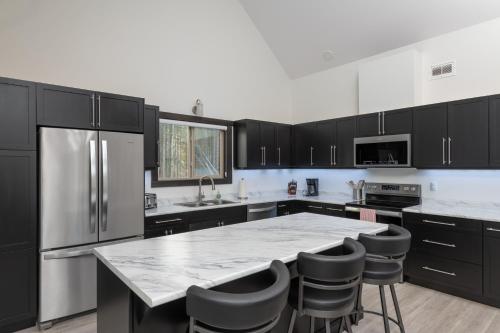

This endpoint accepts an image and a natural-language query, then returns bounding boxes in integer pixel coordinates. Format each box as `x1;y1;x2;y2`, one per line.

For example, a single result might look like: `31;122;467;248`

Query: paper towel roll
238;178;248;199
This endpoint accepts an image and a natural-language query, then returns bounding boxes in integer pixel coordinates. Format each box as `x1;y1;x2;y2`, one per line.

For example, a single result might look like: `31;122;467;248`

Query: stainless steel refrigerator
39;127;144;326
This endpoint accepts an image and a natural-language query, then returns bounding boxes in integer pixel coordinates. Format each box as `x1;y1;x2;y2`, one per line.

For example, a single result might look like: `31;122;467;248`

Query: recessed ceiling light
322;50;334;62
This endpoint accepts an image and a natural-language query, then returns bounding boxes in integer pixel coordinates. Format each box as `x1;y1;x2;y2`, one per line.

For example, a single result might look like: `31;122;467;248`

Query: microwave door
98;131;144;242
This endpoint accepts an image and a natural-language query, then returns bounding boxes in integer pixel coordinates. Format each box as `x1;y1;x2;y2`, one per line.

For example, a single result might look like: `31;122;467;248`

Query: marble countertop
404;199;500;223
94;213;387;307
145;191;354;217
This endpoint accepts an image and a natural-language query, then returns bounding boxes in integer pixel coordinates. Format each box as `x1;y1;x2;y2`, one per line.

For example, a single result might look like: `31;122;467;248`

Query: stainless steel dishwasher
247;202;277;221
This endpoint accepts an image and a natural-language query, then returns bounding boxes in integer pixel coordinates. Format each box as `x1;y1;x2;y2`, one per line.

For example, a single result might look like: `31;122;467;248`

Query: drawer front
409;226;482;264
277;201;293;216
305;203;325;215
484;222;500;239
145;213;188;227
407;252;482;296
144;221;189;239
323;203;345;217
404;212;482;234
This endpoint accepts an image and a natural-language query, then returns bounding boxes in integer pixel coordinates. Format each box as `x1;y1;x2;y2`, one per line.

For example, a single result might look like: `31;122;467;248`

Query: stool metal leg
310;316;315;333
288;310;297;333
345;316;353;333
189;317;195;333
355;283;364;324
325;319;331;333
379;286;390;333
338;317;345;333
390;284;405;333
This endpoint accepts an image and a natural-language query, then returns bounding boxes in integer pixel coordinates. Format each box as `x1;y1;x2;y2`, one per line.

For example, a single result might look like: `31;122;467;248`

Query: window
152;114;232;187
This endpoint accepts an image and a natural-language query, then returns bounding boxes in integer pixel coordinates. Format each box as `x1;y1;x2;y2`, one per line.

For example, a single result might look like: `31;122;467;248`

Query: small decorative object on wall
192;98;204;116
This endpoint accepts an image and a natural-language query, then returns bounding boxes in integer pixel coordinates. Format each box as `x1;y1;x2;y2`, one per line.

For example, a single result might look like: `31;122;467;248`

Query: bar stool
356;224;411;333
186;260;290;333
288;238;366;333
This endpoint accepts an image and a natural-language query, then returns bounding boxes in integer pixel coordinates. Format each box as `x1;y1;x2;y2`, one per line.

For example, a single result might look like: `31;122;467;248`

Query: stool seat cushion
362;260;402;282
288;278;356;312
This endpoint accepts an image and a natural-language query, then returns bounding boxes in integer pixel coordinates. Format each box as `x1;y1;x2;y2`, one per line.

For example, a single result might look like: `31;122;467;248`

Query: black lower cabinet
0;248;36;333
303;202;345;217
484;222;500;305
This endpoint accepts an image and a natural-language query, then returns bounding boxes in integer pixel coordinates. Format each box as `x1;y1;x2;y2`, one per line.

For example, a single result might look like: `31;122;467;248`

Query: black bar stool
356;224;411;333
186;260;290;333
288;238;366;333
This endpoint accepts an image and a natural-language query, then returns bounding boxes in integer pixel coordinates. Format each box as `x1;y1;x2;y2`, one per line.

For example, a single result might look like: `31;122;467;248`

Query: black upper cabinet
235;120;289;169
447;97;489;168
383;108;413;135
490;95;500;167
37;83;144;133
97;92;144;133
0;77;36;150
413;103;448;168
356;113;380;137
336;116;356;167
293;122;316;167
315;120;336;167
276;124;291;167
144;104;159;169
37;83;95;130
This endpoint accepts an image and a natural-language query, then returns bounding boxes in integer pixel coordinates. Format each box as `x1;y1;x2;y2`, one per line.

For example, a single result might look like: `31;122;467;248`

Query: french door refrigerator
39;127;144;326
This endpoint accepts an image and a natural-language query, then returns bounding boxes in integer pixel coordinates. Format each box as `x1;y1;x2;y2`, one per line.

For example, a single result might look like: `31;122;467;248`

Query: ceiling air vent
431;61;456;79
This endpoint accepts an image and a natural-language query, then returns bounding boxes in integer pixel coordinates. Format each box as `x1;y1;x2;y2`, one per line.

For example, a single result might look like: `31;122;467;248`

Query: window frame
152;112;233;187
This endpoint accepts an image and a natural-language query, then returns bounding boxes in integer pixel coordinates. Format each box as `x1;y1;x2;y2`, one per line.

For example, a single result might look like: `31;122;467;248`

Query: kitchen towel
360;208;377;223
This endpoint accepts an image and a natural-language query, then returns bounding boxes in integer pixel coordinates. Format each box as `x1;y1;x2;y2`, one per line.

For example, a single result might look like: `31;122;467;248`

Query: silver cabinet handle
89;140;97;234
278;204;287;208
164;229;173;235
260;147;264;166
248;206;276;213
422;266;456;276
442;138;446;165
422;239;456;248
101;140;109;232
334;145;337;166
91;94;95;127
97;95;101;127
486;227;500;233
378;113;381;135
277;147;281;165
448;137;452;165
310;147;314;166
308;205;323;209
326;207;343;212
345;206;360;213
44;249;93;260
263;146;266;165
382;112;385;135
155;218;182;224
330;145;333;165
422;219;455;227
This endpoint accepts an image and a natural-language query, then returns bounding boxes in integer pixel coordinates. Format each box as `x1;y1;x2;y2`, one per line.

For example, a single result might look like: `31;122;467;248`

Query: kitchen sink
175;199;236;208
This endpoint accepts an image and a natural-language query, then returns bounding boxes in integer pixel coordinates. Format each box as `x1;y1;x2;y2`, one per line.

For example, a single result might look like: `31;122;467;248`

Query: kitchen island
94;213;388;333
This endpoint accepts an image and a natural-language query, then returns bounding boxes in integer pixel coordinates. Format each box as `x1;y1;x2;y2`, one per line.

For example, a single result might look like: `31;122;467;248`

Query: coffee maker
305;178;319;196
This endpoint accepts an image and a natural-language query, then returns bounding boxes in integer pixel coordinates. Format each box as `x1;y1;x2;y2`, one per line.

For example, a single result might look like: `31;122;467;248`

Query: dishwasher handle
248;206;276;213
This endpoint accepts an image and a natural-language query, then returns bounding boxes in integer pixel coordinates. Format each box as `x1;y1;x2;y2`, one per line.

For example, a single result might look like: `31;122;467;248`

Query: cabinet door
489;95;500;167
0;151;36;251
448;97;489;168
37;83;95;130
96;92;144;133
241;121;262;168
383;108;413;135
0;248;36;332
335;117;356;167
260;122;276;167
356;113;380;137
484;224;500;301
0;77;36;150
276;125;291;167
315;120;336;167
144;105;159;169
293;123;315;167
413;103;448;168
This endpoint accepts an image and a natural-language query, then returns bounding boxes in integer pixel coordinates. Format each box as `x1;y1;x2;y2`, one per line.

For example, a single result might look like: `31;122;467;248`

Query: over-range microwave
354;134;412;168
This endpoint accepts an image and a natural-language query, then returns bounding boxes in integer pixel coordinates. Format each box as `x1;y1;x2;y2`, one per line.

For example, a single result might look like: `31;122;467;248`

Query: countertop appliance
354;134;411;168
247;202;277;221
145;193;158;210
305;178;319;196
39;127;144;327
345;182;421;226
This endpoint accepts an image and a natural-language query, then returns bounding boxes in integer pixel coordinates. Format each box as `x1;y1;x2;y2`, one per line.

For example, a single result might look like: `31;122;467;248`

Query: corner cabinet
144;105;159;169
37;83;144;133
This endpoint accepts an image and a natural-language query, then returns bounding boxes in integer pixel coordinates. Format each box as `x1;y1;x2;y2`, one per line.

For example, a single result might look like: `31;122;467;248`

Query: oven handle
345;206;402;218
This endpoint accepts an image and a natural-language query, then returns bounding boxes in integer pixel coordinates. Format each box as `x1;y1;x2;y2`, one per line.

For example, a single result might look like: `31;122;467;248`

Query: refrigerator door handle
44;249;94;260
89;140;97;234
101;140;109;232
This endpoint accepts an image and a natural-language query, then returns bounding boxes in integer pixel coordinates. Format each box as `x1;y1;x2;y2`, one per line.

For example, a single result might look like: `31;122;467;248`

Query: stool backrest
358;224;411;258
186;260;290;332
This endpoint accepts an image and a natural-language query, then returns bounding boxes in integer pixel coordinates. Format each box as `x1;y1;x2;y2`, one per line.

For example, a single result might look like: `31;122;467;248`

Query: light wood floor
16;283;500;333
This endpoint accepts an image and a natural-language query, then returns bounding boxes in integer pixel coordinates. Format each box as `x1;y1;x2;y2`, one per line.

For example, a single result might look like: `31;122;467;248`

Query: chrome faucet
198;175;215;204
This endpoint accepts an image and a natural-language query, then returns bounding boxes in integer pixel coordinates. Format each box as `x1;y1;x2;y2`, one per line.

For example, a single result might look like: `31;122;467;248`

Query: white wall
0;0;292;123
292;17;500;123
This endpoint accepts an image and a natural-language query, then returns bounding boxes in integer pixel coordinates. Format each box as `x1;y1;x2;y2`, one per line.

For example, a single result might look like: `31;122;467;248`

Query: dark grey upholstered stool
356;224;411;333
186;260;290;333
288;238;366;333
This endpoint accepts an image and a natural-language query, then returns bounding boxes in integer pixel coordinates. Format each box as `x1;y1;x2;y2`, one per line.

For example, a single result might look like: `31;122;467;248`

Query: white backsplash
146;168;500;203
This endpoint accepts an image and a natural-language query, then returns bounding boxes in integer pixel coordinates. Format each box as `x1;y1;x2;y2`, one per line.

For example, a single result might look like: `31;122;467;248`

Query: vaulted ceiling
240;0;500;78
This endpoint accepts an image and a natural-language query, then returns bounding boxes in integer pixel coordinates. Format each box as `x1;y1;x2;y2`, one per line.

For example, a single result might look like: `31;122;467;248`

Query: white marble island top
94;213;387;307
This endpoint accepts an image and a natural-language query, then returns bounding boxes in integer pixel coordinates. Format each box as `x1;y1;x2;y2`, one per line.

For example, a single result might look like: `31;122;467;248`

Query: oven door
354;134;411;168
345;206;403;226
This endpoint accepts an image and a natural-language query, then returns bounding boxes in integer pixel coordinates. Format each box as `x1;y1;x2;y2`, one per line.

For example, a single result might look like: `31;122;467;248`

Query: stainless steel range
345;182;421;225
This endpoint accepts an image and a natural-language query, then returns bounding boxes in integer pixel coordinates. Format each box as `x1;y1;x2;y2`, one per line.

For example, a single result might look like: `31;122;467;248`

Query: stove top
346;182;421;212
